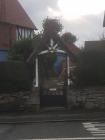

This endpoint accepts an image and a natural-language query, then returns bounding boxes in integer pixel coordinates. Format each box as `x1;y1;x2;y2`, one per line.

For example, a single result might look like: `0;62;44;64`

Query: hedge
0;61;32;92
73;47;105;87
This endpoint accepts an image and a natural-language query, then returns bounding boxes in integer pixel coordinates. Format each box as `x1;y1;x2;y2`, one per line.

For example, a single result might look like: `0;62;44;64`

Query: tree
73;47;105;87
9;18;77;61
43;18;63;36
61;32;77;44
8;18;78;84
42;18;63;45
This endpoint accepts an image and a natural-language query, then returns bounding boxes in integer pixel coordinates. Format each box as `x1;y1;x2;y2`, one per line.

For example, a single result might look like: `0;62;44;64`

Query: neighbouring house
85;40;105;48
0;0;37;61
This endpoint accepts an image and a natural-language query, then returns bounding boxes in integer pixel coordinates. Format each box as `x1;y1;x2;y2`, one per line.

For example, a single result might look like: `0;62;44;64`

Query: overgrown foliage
43;18;63;35
9;18;76;61
73;47;105;87
8;39;33;62
8;18;77;88
8;39;35;82
61;32;77;44
0;61;32;92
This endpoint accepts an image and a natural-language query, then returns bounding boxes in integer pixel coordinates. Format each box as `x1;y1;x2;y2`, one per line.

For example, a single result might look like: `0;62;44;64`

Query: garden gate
34;39;70;107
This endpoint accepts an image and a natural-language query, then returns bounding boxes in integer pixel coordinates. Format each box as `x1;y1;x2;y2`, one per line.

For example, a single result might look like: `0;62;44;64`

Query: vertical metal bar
35;58;39;87
67;55;70;86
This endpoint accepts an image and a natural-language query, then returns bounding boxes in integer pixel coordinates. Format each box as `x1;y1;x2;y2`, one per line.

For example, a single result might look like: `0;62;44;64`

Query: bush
73;47;105;87
0;61;32;92
8;39;35;84
8;39;33;61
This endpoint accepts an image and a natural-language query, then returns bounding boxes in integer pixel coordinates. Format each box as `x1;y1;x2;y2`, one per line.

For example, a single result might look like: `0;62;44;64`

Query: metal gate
40;81;67;107
34;39;70;107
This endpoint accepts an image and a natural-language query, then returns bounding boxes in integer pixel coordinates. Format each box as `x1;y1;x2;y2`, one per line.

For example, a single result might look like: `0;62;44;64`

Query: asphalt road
0;121;105;140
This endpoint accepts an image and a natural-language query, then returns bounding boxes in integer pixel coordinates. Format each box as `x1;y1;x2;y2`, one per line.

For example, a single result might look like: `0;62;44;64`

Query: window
16;27;34;40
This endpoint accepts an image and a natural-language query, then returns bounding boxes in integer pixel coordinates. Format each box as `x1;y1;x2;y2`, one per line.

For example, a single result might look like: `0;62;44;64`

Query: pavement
0;107;105;124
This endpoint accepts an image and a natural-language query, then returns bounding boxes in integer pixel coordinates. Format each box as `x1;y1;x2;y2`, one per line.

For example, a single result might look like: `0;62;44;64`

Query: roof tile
0;0;36;29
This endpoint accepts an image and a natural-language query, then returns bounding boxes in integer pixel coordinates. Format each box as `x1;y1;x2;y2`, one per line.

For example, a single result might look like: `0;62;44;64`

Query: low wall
0;91;31;111
0;88;40;112
1;86;105;112
67;86;105;110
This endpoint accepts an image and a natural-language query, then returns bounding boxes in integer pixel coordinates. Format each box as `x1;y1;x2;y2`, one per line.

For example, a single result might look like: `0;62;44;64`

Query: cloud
18;0;105;47
61;12;104;46
19;0;59;29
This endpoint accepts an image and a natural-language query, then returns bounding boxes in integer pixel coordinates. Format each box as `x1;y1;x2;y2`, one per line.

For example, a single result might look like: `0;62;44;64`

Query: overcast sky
19;0;105;47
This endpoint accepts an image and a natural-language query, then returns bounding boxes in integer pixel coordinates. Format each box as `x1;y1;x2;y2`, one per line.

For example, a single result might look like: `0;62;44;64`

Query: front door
39;52;67;107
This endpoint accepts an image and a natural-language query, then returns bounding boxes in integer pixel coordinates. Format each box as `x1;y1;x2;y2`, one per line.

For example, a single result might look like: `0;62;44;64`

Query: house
0;0;37;61
85;40;105;48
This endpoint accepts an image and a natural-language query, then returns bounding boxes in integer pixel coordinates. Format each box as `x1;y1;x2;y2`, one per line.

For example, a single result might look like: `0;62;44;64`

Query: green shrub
0;61;32;92
8;39;33;61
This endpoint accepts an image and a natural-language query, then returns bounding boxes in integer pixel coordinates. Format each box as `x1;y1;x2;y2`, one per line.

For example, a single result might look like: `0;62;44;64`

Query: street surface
0;121;105;140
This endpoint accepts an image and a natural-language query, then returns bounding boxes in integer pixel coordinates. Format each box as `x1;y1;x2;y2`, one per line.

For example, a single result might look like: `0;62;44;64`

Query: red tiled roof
0;0;36;29
66;43;80;55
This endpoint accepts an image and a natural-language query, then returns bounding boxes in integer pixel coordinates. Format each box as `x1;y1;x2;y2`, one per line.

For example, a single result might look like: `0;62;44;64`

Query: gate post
34;57;40;111
66;55;71;109
67;55;70;86
28;57;40;112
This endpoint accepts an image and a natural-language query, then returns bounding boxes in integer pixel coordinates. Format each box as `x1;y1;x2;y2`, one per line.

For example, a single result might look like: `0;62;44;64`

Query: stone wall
0;88;40;112
67;86;105;110
1;86;105;112
0;91;31;111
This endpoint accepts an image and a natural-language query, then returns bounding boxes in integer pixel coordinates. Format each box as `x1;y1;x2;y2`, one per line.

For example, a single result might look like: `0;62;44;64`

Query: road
0;121;105;140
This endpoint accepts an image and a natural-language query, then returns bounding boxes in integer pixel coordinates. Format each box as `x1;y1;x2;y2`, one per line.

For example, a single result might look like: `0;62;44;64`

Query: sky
19;0;105;47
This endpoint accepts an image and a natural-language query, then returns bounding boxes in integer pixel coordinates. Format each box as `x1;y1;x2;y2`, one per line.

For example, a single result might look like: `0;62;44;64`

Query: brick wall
0;22;16;50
